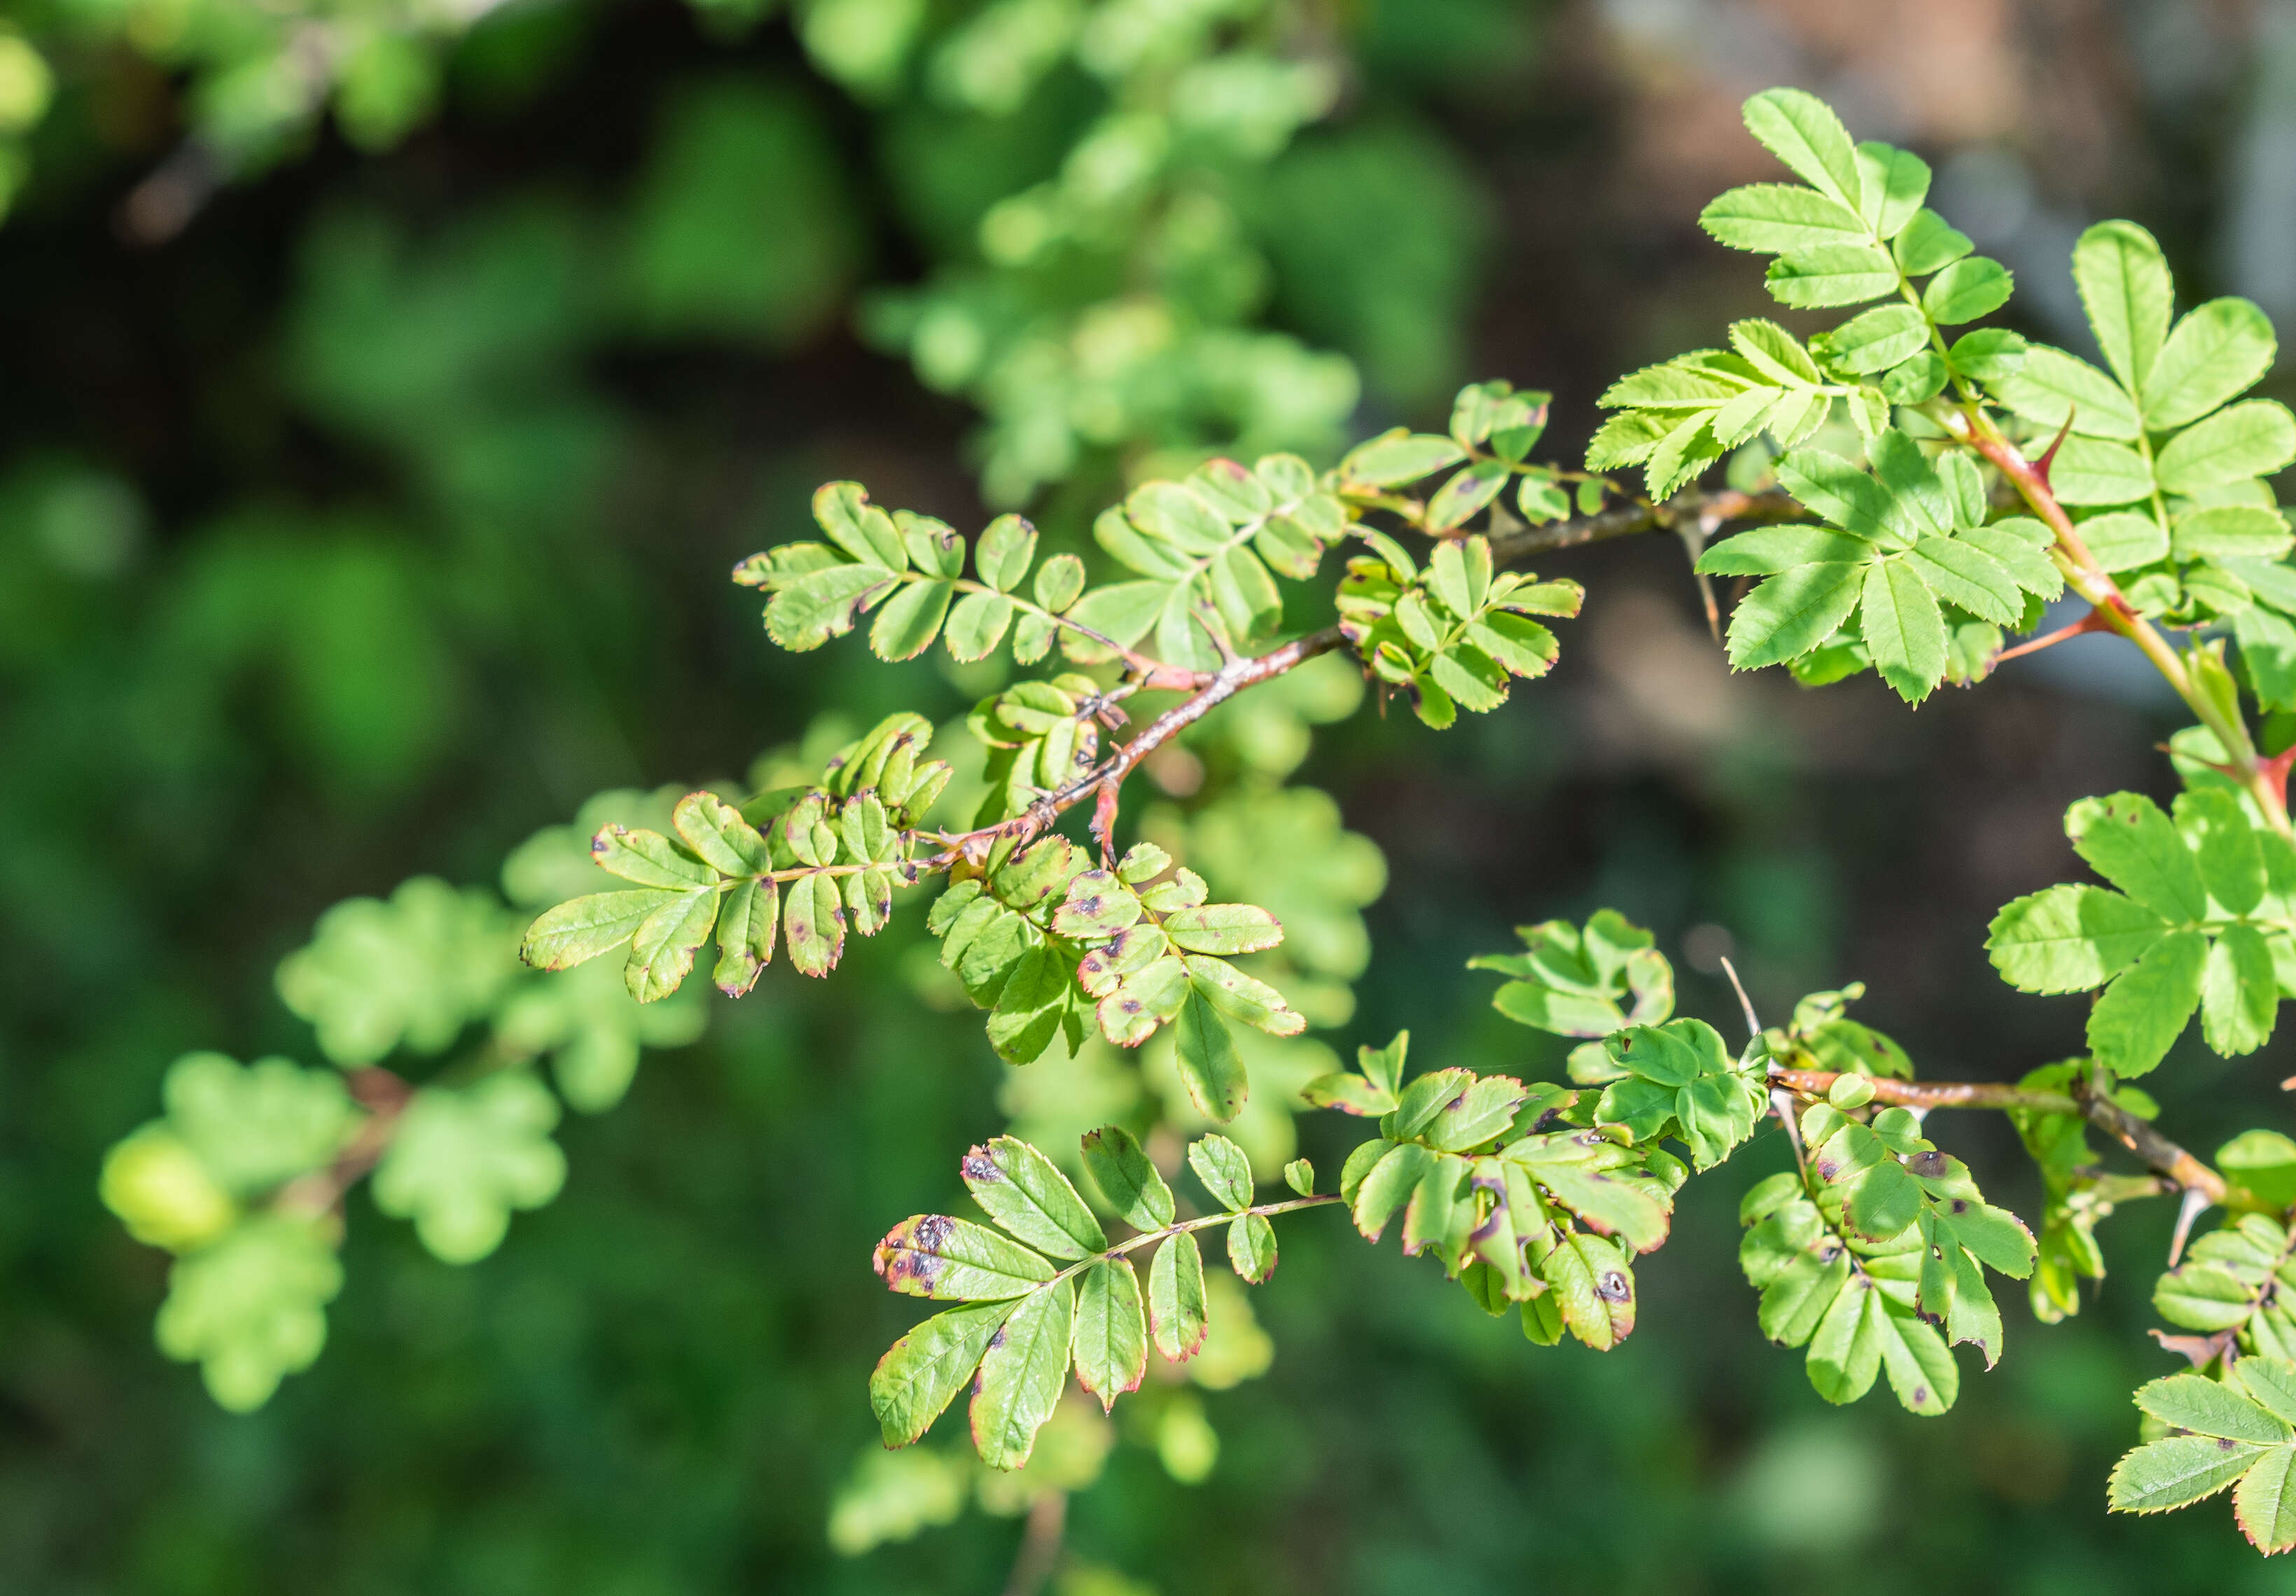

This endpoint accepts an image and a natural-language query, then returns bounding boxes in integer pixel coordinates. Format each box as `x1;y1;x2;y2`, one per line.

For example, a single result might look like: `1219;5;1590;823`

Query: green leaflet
2070;790;2211;920
2086;929;2206;1076
1922;256;2012;325
625;885;721;1002
1148;1230;1209;1362
2144;298;2278;429
2203;923;2278;1055
1892;208;1970;276
1700;183;1867;254
1697;526;1872;575
1859;557;1947;703
961;1136;1106;1259
970;1280;1073;1469
1741;88;1862;209
1081;1125;1174;1231
2075;511;2169;571
2073;220;2173;396
872;1214;1056;1301
1725;561;1866;671
1855;140;1930;237
1071;1259;1146;1410
2050;440;2153;506
1987;883;2165;993
151;1052;358;1198
1992;790;2288;1071
2157;401;2296;493
1537;1228;1637;1350
1765;244;1898;309
869;1299;1015;1448
1227;1212;1278;1284
1188;1133;1253;1212
1990;345;2143;440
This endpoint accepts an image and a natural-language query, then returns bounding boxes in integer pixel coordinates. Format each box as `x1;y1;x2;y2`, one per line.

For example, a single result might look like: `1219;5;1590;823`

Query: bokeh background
7;0;2296;1590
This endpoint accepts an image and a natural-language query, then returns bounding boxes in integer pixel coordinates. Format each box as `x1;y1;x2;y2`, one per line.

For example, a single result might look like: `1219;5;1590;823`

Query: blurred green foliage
4;1;2294;1592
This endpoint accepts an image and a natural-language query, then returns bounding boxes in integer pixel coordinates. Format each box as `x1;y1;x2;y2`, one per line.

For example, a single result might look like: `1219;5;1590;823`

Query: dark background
4;0;2295;1589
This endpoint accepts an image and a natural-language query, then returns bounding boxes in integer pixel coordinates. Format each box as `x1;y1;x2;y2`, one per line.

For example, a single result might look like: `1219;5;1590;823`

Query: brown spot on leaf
961;1149;1001;1185
872;1213;956;1294
1813;1158;1841;1182
2221;1437;2242;1451
1949;1198;1969;1214
1596;1270;1630;1302
1909;1150;1949;1178
1912;1385;1929;1405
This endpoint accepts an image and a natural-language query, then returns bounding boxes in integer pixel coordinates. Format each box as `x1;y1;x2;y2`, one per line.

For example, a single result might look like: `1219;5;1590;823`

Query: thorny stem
1768;1065;2267;1212
1955;407;2295;837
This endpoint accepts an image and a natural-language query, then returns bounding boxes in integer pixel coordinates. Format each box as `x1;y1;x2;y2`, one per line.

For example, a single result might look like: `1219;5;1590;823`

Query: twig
1992;605;2112;666
1768;1065;2268;1212
1767;1068;2075;1114
1002;1490;1066;1596
2072;1074;2243;1209
930;484;1809;869
1485;485;1805;565
274;1067;413;1219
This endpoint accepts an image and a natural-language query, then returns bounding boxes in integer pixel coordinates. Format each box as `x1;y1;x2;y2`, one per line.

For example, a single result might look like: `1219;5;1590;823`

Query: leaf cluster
1335;531;1581;727
1988;788;2295;1075
928;836;1302;1111
1308;1032;1687;1350
868;1127;1301;1469
2110;1358;2296;1553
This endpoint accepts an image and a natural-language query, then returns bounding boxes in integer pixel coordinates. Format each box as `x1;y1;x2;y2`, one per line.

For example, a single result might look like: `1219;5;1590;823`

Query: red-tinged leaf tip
872;1214;954;1294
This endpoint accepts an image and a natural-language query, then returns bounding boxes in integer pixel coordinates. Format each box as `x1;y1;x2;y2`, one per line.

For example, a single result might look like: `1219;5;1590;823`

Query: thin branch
1486;484;1806;565
1045;1194;1342;1288
274;1066;413;1220
1991;605;2112;666
2073;1074;2243;1209
1767;1068;2075;1114
930;630;1350;867
1769;1065;2268;1211
1002;1490;1067;1596
930;484;1809;869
